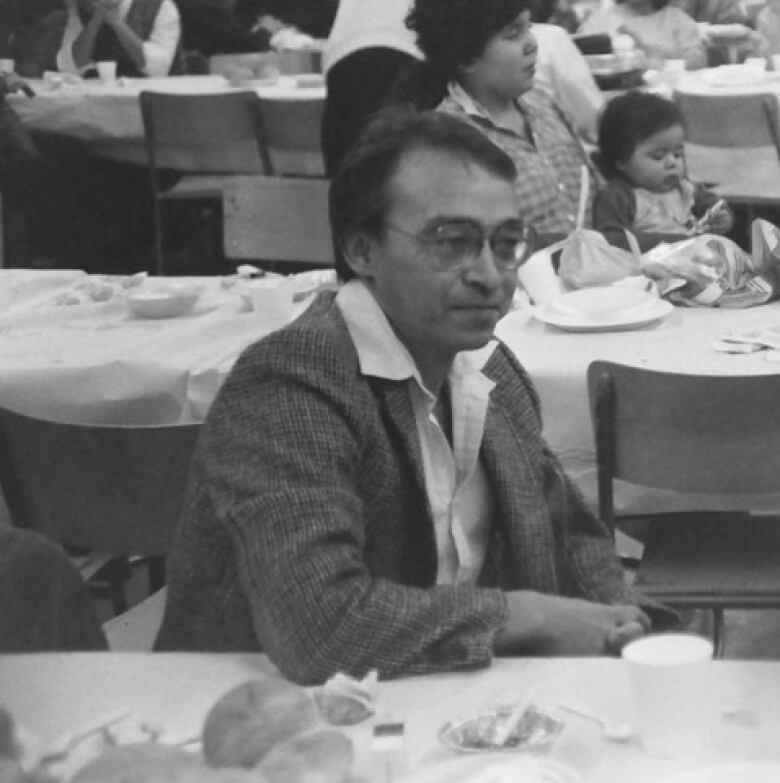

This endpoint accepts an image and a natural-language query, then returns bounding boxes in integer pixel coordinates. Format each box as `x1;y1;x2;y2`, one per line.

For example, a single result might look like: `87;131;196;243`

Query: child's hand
701;201;733;235
695;199;732;235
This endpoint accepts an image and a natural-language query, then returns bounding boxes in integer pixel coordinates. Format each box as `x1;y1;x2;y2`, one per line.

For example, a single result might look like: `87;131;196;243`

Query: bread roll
202;680;318;769
256;730;353;783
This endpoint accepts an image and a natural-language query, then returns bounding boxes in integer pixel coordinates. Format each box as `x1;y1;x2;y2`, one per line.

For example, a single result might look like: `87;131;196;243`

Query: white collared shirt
57;0;180;77
336;280;497;585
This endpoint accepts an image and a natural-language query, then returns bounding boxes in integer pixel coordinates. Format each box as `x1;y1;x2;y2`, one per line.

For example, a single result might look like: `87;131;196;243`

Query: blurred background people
670;0;746;24
56;0;182;77
531;20;604;142
406;0;599;246
0;0;68;77
578;0;707;69
321;0;422;175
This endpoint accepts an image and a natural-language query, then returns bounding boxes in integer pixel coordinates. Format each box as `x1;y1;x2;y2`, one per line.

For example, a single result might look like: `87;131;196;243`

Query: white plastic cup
744;56;766;72
772;54;780;72
517;249;564;305
96;61;117;84
622;633;714;758
0;58;15;74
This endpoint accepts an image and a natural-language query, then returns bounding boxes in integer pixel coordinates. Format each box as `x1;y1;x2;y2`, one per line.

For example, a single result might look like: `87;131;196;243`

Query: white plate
662;762;780;783
698;66;780;87
400;755;582;783
534;299;673;332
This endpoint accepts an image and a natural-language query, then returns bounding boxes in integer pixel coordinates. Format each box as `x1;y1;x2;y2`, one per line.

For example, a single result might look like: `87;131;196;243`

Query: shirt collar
335;279;497;397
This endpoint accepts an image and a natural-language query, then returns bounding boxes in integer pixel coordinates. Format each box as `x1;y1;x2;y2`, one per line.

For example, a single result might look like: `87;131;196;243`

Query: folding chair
0;404;200;616
139;90;271;275
257;97;326;177
673;90;780;214
223;174;333;268
587;361;780;656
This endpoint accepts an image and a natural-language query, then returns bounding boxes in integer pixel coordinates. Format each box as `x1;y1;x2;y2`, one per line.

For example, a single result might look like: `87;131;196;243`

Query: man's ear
341;232;374;280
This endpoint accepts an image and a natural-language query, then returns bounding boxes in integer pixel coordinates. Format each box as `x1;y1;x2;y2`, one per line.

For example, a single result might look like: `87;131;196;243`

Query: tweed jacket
156;291;636;684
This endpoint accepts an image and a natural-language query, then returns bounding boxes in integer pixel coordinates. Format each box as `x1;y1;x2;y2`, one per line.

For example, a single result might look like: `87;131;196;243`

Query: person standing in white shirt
57;0;181;77
321;0;422;174
532;22;604;142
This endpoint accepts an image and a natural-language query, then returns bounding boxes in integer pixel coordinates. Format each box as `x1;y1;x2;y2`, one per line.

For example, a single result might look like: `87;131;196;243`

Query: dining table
2;652;780;783
3;267;780;526
7;73;326;174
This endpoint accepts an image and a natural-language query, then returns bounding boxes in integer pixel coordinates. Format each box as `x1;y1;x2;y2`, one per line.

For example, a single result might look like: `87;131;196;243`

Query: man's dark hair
597;91;683;178
406;0;531;82
329;107;517;282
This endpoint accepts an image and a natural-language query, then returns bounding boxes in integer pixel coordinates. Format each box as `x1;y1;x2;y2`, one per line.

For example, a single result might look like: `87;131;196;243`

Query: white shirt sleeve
56;10;83;73
141;0;181;77
533;24;604;143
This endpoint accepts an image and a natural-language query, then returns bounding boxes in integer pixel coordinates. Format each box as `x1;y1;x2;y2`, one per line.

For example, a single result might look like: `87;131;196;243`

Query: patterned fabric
438;83;597;240
156;290;638;684
336;280;495;586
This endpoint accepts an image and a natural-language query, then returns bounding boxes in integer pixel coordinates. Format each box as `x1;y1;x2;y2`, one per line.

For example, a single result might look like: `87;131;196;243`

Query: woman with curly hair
406;0;597;244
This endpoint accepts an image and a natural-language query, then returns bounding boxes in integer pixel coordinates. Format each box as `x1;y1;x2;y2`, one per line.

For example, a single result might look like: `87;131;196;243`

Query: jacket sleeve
200;331;509;685
593;178;692;252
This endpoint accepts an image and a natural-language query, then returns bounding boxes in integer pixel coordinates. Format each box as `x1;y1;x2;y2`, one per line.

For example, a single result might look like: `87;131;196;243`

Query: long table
8;74;326;173
496;301;780;516
2;653;780;783
2;269;780;524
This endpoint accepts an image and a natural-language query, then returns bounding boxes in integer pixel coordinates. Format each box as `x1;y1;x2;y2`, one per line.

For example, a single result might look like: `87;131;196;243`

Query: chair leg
148;556;166;593
712;608;725;658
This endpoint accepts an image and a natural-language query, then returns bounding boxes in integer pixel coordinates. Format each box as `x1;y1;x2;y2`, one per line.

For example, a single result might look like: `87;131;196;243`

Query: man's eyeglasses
384;218;535;272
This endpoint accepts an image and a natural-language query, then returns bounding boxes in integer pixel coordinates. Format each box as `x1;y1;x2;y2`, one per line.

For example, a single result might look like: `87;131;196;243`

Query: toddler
593;91;733;252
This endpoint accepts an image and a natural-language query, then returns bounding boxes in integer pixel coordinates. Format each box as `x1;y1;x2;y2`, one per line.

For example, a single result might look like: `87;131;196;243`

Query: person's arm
593;179;689;251
56;7;98;72
136;0;180;76
691;184;734;234
675;12;708;69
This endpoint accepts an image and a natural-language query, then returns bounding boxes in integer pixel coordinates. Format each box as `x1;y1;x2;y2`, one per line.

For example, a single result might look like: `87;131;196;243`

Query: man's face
467;11;538;100
350;149;520;372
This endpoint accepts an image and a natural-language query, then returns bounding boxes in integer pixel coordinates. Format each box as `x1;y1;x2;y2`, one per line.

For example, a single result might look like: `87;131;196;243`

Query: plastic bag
640;219;780;307
555;166;642;289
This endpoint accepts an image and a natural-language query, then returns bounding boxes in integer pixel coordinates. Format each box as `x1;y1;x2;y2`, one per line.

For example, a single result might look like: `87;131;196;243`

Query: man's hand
494;591;650;656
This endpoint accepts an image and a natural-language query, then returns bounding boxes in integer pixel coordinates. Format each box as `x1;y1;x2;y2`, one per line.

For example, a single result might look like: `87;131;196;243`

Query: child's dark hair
597;91;683;178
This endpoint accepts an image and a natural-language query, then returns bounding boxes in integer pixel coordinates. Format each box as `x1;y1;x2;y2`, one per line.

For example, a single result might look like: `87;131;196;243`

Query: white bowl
127;284;201;319
550;286;656;321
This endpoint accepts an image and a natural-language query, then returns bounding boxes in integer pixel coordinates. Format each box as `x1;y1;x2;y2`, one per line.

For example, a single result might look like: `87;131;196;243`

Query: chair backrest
256;97;325;176
223;174;333;265
139;90;272;177
0;405;201;557
673;90;780;155
587;361;780;523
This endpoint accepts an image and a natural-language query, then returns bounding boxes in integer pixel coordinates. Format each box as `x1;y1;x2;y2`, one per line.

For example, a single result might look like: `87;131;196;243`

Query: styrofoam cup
517;249;564;305
772;54;780;72
623;634;714;757
744;56;766;71
96;61;117;83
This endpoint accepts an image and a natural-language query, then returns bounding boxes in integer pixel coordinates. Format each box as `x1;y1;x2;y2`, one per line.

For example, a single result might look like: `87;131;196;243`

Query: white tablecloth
8;74;326;171
496;301;780;515
1;653;780;783
0;269;317;426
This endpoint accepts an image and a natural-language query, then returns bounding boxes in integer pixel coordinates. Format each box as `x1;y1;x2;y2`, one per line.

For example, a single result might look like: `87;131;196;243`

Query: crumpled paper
313;670;378;726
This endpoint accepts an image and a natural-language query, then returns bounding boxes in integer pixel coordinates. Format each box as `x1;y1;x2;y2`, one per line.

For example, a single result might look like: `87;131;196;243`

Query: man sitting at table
156;108;672;684
56;0;181;77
